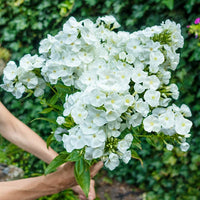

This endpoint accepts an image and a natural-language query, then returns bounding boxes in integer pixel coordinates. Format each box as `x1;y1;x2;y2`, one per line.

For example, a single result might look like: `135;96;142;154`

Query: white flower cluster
1;16;192;170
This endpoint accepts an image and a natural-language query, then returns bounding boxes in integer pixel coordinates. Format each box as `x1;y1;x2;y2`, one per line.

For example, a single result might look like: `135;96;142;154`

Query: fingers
90;161;103;178
71;179;97;200
79;194;86;200
88;179;96;200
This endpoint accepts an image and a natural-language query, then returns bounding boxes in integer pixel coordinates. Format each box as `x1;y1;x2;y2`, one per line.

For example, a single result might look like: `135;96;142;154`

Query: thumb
90;161;103;178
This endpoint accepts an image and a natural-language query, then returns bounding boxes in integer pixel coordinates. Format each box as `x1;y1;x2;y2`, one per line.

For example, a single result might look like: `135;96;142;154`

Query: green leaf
74;158;90;197
146;137;157;147
66;150;80;162
131;150;143;166
132;136;142;149
45;152;69;174
30;117;56;124
46;133;55;148
51;104;63;111
49;93;60;105
40;107;54;114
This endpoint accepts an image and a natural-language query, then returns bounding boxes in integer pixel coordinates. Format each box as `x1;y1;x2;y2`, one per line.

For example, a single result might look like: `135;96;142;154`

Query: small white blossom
3;61;18;80
166;144;174;151
175;115;192;135
56;116;65;125
105;153;120;170
144;89;160;107
180;142;190;152
143;115;161;133
143;75;160;90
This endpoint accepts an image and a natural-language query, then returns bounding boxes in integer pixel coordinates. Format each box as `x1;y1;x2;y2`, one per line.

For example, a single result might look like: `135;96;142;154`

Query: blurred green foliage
0;0;74;60
0;0;200;199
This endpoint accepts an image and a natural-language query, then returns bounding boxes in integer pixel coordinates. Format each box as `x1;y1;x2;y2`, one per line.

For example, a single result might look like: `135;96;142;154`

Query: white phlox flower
166;144;174;151
159;110;174;129
143;115;161;133
105;153;120;170
71;104;88;124
63;17;81;33
128;113;143;128
88;58;107;71
84;146;104;160
126;37;143;56
180;104;192;117
88;107;107;126
158;69;171;85
96;15;120;29
149;50;165;73
86;89;106;108
18;71;38;89
168;84;179;100
121;150;131;164
12;82;26;99
78;50;94;64
55;30;78;45
79;117;99;135
78;70;97;88
3;61;18;80
106;128;121;138
54;127;68;142
180;142;190;152
134;83;145;94
87;129;106;148
104;93;124;111
119;51;127;60
143;75;160;90
175;115;192;135
0;78;14;93
117;140;130;154
65;52;81;67
34;78;46;97
135;98;149;117
131;68;148;84
105;109;121;122
67;128;89;151
39;34;57;54
144;89;160;107
56;116;65;125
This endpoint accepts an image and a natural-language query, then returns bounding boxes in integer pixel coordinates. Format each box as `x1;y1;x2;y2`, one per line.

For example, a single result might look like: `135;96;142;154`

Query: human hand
71;179;96;200
55;161;103;193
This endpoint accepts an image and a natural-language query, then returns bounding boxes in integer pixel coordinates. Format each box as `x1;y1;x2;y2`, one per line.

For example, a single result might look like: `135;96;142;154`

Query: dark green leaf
131;150;143;166
66;150;80;162
30;117;56;124
49;94;60;105
146;137;157;147
40;107;54;114
132;136;142;149
46;133;55;148
45;152;69;174
74;158;90;197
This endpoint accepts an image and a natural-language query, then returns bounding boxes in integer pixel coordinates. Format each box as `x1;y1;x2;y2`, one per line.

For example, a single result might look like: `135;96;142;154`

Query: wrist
45;162;76;193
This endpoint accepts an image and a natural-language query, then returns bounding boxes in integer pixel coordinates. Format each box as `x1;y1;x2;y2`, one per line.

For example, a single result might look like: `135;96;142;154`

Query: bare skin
0;102;103;200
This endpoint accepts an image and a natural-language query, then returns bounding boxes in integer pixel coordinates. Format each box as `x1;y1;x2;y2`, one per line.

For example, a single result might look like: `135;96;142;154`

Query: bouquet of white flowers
1;16;192;195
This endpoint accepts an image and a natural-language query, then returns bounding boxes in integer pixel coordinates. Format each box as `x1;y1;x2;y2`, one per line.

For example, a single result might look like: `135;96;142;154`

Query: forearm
0;102;58;163
0;162;75;200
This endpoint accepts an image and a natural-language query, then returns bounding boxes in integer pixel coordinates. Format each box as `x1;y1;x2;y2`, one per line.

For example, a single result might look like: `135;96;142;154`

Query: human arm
0;161;103;200
0;102;102;199
0;162;75;200
0;102;57;164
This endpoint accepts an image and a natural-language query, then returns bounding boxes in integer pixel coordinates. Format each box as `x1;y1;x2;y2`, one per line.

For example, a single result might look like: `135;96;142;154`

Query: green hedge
1;0;200;199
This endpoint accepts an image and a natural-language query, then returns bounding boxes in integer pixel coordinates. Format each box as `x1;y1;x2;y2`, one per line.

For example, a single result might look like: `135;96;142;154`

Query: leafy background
0;0;200;199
